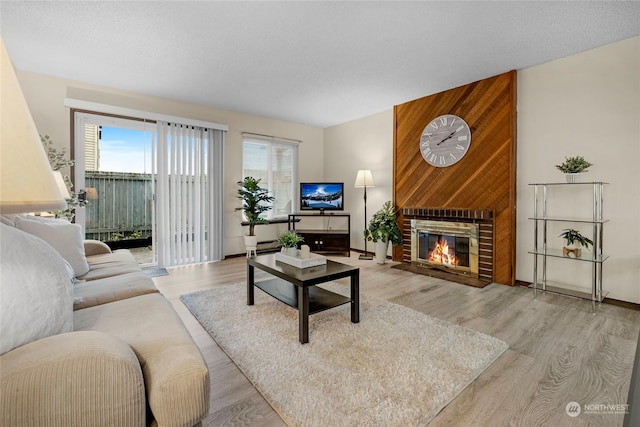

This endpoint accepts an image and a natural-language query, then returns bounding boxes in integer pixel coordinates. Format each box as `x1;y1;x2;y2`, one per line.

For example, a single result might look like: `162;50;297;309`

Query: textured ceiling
1;1;639;128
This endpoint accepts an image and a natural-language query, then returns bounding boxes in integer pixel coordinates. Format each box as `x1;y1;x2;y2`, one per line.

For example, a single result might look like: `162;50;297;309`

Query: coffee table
247;253;359;344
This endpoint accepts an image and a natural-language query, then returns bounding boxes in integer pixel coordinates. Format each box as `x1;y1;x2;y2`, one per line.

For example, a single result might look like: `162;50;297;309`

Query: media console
288;212;350;256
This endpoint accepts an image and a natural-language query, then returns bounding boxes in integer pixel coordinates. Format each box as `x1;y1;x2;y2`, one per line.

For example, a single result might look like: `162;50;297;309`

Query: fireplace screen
411;219;479;277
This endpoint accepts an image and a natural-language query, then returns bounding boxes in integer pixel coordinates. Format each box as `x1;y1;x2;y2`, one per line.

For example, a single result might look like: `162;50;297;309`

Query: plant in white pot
365;201;402;264
236;177;275;252
555;155;593;183
277;231;304;257
559;228;593;258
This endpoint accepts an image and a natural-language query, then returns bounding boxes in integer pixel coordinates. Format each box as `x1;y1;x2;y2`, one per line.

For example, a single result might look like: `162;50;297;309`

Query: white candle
300;245;311;259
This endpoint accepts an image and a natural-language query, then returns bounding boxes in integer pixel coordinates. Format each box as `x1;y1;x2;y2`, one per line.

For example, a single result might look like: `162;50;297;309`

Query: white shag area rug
180;282;508;427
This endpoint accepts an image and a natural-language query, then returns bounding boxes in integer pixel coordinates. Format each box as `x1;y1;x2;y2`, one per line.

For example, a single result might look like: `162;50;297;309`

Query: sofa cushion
0;224;74;355
15;216;90;276
73;271;159;310
78;250;141;281
74;294;210;426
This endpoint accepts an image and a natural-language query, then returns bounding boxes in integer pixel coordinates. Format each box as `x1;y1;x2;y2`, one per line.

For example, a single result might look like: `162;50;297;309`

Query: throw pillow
15;216;90;276
0;224;74;355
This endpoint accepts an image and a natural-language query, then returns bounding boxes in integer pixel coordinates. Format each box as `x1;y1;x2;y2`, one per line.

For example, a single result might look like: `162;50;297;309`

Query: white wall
517;36;640;303
322;36;640;303
17;71;325;257
323;109;394;253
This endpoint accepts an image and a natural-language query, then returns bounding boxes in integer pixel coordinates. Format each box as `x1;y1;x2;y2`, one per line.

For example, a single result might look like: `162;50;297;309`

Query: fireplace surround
411;219;479;278
399;208;494;286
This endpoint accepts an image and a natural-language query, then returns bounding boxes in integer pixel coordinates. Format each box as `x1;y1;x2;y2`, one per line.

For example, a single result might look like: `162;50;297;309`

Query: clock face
419;114;471;167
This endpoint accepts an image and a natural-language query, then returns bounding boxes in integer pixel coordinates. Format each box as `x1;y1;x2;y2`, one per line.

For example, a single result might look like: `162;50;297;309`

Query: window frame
241;136;299;220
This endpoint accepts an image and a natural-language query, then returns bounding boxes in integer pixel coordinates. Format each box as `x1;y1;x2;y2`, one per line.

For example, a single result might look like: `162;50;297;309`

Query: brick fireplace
398;208;494;286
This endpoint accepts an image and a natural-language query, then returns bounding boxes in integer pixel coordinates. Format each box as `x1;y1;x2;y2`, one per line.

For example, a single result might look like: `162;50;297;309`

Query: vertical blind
155;121;225;266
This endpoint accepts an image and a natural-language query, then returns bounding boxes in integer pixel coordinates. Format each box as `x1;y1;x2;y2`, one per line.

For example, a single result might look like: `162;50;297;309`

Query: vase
562;246;581;258
374;240;389;264
244;235;258;251
285;247;297;257
565;173;582;183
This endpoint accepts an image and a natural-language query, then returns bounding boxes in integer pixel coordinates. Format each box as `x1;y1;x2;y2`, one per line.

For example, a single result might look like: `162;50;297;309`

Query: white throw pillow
0;224;74;355
15;216;90;277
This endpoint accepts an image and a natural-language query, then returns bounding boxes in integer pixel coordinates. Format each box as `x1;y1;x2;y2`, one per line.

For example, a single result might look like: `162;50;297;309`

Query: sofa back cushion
0;224;74;355
15;216;90;276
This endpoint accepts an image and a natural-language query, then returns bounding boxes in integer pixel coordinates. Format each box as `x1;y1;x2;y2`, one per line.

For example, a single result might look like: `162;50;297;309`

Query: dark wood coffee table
247;253;359;344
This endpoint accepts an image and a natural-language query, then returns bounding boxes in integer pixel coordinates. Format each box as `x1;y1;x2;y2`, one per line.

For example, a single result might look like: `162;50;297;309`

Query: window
242;136;298;219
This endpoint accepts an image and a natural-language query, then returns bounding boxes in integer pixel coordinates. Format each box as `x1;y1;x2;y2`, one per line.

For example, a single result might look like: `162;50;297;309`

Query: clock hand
438;131;456;145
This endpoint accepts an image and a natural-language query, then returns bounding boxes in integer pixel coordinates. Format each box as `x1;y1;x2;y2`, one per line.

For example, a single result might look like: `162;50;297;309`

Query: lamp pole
360;184;372;260
355;170;374;260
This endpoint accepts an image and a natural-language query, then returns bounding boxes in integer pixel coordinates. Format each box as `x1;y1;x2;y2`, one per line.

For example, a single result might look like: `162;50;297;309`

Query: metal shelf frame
529;181;609;312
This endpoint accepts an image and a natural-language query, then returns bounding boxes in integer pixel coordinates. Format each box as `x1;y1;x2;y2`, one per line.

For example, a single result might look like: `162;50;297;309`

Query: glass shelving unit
528;181;609;312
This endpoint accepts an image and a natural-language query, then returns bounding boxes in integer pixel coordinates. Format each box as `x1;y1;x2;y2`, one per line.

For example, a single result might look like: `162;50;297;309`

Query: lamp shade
0;38;67;214
354;170;375;188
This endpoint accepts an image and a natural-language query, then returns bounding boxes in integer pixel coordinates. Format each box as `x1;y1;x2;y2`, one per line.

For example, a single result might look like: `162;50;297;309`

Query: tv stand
288;212;350;256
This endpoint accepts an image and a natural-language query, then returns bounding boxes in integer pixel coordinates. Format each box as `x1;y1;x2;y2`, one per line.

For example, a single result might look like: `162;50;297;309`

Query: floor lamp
354;170;374;260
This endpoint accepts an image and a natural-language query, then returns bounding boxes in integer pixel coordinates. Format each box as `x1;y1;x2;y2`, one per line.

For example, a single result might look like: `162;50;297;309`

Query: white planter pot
565;173;582;183
285;247;298;257
374;240;389;264
244;235;258;251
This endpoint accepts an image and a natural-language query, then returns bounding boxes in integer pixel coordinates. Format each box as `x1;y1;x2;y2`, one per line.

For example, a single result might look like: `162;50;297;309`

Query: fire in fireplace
411;219;479;278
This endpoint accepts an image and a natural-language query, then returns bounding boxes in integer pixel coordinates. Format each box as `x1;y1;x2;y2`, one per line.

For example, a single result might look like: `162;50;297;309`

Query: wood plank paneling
393;71;517;285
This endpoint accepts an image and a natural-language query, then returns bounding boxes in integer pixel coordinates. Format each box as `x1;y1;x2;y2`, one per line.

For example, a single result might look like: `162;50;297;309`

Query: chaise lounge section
0;217;209;427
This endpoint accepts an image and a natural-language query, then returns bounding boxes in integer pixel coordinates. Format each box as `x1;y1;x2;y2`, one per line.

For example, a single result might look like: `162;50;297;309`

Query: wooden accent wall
393;71;517;285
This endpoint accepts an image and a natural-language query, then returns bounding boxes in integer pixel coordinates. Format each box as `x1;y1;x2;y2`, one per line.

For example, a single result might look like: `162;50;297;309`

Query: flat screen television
300;182;344;212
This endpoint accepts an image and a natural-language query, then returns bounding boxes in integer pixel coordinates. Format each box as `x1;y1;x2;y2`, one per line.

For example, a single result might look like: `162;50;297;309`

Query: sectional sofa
0;216;209;426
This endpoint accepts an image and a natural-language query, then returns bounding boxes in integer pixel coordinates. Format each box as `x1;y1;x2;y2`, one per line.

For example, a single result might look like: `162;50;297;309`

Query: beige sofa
0;221;209;427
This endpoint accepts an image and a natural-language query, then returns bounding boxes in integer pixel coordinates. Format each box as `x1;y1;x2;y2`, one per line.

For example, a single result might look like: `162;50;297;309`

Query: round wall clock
419;114;471;167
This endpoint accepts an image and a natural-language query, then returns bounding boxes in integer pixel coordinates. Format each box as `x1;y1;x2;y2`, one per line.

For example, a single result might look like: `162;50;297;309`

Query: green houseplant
555;156;593;183
559;228;593;258
365;201;402;264
236;177;275;251
277;231;304;256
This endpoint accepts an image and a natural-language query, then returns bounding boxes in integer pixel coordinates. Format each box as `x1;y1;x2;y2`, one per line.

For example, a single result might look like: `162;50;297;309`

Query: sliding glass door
74;112;225;267
74;112;157;265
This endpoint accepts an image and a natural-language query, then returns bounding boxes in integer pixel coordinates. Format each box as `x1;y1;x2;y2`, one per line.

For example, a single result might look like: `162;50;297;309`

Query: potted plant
555;155;593;183
365;201;402;264
236;177;275;252
559;228;593;258
277;231;304;256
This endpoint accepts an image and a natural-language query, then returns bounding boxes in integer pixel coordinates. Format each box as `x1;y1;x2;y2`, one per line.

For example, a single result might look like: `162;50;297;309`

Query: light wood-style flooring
153;253;640;426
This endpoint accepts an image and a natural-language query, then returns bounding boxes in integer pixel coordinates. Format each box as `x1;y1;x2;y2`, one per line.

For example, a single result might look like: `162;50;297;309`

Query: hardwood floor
152;253;640;426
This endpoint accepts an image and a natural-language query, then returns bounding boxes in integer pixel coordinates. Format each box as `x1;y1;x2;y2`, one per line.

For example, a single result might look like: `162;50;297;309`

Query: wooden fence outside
85;171;153;241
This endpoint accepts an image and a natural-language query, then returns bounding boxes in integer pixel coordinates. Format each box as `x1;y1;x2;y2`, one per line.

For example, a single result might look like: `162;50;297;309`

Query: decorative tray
275;251;327;268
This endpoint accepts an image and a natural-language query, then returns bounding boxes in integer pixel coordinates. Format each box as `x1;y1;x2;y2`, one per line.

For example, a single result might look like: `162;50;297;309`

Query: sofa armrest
145;339;210;427
84;239;112;256
1;331;146;427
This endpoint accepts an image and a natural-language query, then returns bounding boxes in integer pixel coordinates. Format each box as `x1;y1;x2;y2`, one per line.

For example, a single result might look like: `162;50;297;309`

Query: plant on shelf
559;228;593;258
365;201;402;264
555;155;593;183
277;231;303;256
236;177;275;251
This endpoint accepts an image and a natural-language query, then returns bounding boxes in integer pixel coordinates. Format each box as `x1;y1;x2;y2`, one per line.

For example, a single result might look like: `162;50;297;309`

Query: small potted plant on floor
365;201;402;264
236;177;275;252
277;231;303;257
559;228;593;258
555;155;593;183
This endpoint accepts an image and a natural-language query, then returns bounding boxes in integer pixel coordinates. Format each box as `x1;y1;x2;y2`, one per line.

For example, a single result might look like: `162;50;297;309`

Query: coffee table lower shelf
255;278;351;314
